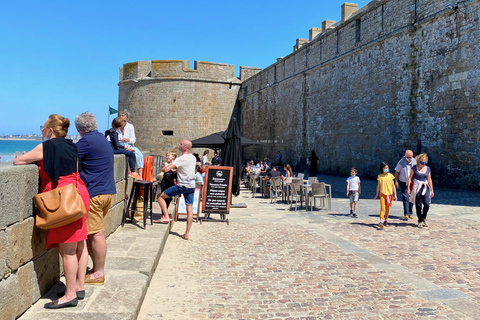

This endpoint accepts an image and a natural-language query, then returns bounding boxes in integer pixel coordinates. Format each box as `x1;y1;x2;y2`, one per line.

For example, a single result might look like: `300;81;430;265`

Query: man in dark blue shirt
75;112;116;285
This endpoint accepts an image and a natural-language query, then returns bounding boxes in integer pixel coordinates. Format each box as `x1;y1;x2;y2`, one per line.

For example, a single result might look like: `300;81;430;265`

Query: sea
0;140;42;163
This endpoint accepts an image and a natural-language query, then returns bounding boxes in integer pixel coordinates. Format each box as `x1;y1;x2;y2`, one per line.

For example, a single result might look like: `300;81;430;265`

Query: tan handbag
33;163;87;229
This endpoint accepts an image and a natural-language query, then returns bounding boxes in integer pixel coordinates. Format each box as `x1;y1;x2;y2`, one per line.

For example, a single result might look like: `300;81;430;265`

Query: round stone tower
118;60;242;155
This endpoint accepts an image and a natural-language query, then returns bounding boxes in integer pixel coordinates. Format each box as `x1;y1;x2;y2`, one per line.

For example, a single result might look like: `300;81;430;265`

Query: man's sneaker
353;213;357;218
418;222;423;228
423;220;428;227
350;209;353;215
403;216;409;221
378;223;384;229
383;220;388;227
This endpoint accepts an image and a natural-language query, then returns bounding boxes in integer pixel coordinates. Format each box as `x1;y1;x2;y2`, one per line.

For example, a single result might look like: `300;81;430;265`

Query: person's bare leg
138;168;143;177
76;240;88;291
87;230;106;279
58;242;78;303
184;205;193;239
157;193;170;220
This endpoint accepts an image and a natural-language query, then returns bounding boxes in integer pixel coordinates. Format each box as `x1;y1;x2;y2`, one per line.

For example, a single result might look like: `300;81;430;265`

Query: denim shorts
164;185;195;205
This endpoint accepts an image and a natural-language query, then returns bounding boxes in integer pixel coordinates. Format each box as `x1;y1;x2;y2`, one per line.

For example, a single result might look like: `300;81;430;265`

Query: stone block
6;218;46;272
16;262;34;317
309;27;322;41
113;179;127;206
0;164;38;228
0;230;9;279
32;248;61;302
104;202;124;237
88;271;148;314
113;154;127;183
0;274;18;320
322;20;336;30
341;3;358;21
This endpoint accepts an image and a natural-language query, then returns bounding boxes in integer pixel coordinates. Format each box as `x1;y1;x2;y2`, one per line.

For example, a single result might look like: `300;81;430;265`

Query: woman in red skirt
15;114;90;309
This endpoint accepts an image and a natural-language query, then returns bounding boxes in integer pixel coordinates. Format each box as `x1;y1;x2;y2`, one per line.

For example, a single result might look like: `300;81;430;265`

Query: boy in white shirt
346;167;361;218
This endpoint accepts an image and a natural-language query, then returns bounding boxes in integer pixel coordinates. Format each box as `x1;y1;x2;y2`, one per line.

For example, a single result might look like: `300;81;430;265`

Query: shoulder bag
33;161;87;229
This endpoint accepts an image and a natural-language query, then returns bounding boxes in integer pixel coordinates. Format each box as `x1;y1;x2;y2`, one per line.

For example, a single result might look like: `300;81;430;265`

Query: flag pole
107;105;110;130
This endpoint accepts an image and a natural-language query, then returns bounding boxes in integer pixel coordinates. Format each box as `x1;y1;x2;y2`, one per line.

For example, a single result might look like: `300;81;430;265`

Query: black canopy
191;131;258;150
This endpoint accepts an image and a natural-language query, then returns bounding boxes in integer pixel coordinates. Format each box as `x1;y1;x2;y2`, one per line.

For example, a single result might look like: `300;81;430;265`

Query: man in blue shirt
75;112;116;285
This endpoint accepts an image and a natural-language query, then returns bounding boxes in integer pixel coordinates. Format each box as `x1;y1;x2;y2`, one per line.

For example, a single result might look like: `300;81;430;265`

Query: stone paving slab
138;176;480;320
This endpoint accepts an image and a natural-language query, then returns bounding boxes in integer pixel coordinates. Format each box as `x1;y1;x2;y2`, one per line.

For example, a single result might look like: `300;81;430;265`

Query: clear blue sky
1;0;370;135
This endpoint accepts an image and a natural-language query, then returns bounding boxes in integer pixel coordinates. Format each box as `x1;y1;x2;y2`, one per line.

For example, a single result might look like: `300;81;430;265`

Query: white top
201;154;209;166
395;159;415;182
116;122;136;145
173;153;196;188
346;176;361;191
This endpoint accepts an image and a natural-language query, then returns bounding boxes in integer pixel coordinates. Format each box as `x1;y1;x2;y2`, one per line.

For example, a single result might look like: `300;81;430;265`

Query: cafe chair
308;182;328;211
268;177;282;204
249;173;261;198
296;173;305;180
288;178;305;210
308;176;318;184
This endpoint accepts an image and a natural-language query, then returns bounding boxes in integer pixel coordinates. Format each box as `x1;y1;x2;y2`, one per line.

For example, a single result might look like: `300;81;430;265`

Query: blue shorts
164;185;195;205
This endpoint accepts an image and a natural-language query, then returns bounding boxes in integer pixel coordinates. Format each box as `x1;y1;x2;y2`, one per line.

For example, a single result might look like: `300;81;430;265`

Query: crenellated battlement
119;60;241;83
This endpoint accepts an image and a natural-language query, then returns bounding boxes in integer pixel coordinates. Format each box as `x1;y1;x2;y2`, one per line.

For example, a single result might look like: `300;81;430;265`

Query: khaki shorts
87;194;114;235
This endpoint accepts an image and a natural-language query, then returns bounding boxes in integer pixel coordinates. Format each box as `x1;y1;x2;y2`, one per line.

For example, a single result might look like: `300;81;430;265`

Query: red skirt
38;165;90;249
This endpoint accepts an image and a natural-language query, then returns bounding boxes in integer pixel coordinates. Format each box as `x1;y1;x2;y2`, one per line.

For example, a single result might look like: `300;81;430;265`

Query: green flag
109;106;117;115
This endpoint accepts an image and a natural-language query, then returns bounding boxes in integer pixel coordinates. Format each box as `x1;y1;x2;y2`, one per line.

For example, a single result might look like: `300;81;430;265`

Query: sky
0;0;371;135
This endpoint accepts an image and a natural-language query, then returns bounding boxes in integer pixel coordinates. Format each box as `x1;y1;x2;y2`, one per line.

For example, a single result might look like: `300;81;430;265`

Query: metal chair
288;178;305;210
269;177;282;204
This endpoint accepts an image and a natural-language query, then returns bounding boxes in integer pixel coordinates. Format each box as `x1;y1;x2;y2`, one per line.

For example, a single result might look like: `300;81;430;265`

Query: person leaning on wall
14;114;90;309
75;112;116;286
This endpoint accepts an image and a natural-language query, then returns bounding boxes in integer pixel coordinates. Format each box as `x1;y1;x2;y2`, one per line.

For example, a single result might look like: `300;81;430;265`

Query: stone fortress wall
118;60;259;156
0;156;132;319
239;0;480;189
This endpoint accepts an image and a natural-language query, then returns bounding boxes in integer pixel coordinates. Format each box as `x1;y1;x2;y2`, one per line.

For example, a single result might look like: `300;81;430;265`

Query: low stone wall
0;155;132;319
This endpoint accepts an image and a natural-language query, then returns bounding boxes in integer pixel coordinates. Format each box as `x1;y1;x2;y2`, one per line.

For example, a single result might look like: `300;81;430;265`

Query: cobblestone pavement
138;175;480;320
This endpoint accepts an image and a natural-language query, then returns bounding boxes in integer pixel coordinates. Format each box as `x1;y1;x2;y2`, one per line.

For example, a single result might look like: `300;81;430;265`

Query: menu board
202;166;233;214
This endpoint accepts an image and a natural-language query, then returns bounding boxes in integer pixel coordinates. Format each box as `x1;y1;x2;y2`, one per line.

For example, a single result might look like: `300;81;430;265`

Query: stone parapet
0;154;132;318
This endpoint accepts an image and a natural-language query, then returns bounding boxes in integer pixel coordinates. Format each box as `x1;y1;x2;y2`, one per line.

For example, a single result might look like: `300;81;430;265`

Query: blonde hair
46;114;69;137
416;153;428;163
166;151;177;159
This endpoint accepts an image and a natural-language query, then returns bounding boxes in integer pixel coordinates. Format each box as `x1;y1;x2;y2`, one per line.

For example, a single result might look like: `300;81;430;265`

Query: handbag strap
76;158;79;188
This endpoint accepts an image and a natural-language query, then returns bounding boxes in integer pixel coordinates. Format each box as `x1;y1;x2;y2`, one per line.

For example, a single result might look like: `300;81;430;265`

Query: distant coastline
0;138;42;141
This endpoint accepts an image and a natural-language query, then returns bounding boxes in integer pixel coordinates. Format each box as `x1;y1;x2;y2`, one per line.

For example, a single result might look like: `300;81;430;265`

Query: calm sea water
0;140;42;163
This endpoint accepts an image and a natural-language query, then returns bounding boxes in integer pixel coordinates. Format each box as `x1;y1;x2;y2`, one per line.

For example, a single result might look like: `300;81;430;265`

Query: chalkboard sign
202;166;233;214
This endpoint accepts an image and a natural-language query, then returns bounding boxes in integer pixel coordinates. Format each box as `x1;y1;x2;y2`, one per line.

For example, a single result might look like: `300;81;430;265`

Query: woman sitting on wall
14;114;90;309
105;117;141;179
117;110;144;177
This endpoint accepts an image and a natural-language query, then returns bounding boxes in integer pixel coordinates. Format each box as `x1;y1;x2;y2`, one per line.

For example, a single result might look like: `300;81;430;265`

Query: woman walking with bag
14;114;90;309
408;153;434;228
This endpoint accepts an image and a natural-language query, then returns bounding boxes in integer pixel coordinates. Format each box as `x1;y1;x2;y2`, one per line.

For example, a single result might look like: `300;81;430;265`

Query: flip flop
181;234;189;240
